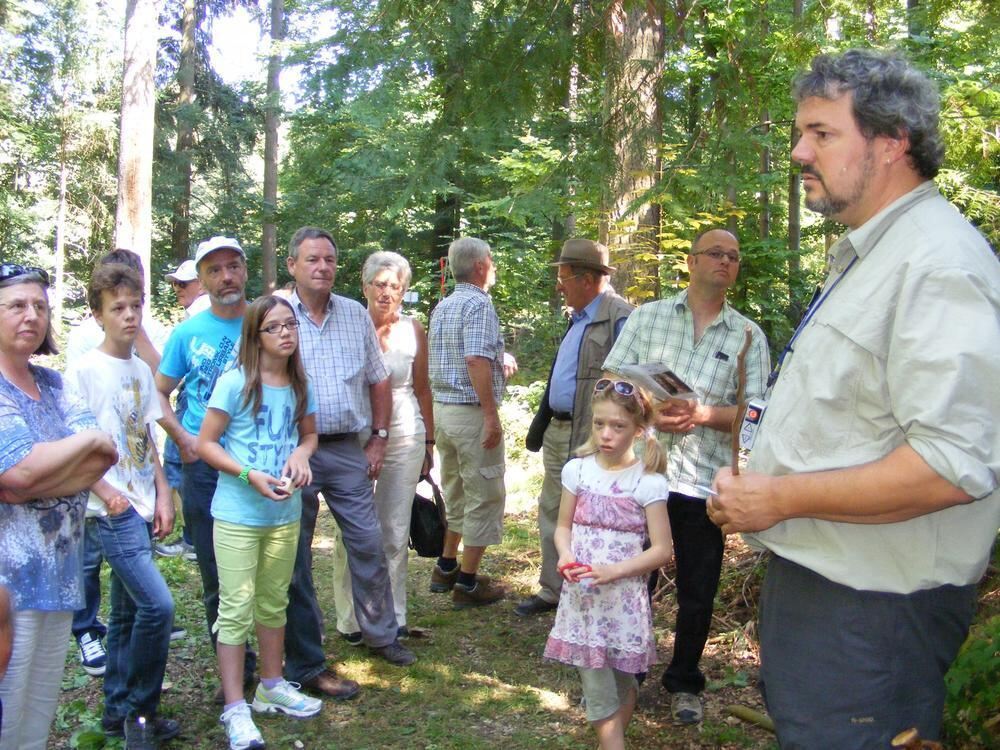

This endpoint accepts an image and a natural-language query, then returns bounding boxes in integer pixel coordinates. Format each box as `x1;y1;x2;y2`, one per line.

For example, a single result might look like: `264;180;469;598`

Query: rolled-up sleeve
889;268;1000;499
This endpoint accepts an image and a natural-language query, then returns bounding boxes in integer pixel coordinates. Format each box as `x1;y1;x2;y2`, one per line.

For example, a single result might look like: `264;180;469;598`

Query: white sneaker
220;702;265;749
251;679;322;719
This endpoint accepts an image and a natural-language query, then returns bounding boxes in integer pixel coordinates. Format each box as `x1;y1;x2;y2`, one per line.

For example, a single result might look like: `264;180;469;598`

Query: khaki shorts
433;403;506;547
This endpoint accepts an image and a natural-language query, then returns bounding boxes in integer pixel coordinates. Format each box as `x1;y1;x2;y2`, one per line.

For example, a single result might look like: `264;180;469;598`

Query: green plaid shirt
603;290;770;498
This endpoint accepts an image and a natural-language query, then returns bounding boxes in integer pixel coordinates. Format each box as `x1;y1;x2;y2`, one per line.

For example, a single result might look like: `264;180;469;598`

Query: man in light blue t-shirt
154;236;257;695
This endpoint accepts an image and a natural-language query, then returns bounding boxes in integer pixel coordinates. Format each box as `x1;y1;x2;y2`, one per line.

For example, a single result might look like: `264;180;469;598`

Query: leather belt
551;411;572;421
317;433;355;443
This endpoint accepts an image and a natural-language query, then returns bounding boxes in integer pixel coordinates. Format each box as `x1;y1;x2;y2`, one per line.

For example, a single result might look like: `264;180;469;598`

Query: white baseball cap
194;236;245;268
165;259;198;283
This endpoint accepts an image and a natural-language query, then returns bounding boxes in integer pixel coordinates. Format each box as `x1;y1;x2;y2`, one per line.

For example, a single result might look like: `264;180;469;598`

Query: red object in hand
557;561;592;582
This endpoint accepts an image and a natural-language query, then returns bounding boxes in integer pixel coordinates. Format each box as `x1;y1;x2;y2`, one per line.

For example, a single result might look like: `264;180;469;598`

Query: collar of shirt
289;289;334;329
832;181;938;266
571;292;604;325
452;282;489;299
671;288;741;332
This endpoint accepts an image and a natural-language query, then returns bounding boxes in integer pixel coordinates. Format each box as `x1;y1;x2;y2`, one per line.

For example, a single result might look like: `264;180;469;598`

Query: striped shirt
429;283;505;405
289;290;389;434
603;290;770;498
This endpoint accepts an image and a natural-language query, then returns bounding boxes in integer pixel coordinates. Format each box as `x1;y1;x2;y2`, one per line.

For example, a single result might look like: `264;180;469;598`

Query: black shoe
104;715;181;743
514;595;558;617
370;640;417;666
339;630;363;646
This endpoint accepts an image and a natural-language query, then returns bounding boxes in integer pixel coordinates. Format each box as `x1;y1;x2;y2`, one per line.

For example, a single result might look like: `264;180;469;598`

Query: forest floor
49;393;999;750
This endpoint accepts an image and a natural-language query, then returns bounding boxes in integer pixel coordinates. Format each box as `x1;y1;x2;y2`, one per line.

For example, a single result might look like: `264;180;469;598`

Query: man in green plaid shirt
603;228;769;725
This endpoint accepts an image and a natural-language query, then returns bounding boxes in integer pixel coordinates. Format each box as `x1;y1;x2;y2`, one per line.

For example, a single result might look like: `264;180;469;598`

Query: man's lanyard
767;254;859;388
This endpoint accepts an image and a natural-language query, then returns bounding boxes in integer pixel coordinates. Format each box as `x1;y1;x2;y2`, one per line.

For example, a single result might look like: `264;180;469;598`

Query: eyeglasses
692;249;741;264
0;263;50;286
370;280;403;293
594;378;636;398
0;300;49;316
259;319;300;335
171;280;192;290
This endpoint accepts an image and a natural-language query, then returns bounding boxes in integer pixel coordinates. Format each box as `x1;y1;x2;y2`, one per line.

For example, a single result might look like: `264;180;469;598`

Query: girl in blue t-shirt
198;295;320;750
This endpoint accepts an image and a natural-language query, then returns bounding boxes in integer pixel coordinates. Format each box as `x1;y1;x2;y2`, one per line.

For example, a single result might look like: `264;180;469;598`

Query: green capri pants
578;667;639;723
214;519;300;646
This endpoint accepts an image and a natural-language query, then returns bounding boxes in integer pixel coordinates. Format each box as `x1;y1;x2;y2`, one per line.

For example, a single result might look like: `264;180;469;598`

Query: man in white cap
155;236;257;698
518;239;633;617
165;259;210;317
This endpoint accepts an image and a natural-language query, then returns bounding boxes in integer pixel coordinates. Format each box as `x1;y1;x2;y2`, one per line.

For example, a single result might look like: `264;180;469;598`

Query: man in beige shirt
710;49;1000;748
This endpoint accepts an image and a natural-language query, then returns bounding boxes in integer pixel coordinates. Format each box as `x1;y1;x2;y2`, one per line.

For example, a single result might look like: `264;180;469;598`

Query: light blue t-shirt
207;368;316;527
158;310;243;435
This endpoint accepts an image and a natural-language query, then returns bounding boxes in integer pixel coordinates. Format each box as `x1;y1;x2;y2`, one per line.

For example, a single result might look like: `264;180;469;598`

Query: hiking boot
429;564;458;592
370;640;417;667
78;631;107;676
220;703;265;750
671;691;703;724
452;578;505;609
299;669;360;700
251;680;322;719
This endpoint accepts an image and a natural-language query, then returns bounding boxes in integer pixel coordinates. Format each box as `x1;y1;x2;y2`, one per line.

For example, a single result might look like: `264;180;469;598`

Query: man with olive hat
519;239;633;617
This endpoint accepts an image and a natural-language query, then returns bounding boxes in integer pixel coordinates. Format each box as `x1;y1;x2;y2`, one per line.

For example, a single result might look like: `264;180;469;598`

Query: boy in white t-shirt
64;264;181;746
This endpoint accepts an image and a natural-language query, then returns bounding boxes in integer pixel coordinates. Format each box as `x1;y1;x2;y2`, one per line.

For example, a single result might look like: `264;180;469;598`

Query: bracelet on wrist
238;467;252;484
425;439;435;445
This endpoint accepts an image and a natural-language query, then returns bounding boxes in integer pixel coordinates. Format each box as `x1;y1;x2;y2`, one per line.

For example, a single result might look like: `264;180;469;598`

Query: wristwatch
372;428;389;440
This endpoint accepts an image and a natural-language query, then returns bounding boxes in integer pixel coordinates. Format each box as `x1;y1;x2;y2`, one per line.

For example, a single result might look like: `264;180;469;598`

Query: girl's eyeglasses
259;320;300;335
594;378;636;398
0;263;50;286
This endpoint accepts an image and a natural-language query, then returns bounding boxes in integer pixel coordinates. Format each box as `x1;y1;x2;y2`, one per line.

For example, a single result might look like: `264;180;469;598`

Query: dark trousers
659;493;724;695
283;439;397;682
182;459;256;676
759;554;976;748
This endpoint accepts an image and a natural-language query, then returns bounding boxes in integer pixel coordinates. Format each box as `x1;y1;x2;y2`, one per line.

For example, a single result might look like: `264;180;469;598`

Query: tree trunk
54;146;68;334
261;0;283;293
602;0;664;303
116;0;157;300
170;0;197;263
786;0;802;325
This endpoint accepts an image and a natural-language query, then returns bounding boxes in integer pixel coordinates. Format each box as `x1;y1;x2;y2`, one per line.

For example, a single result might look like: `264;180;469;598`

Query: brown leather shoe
452;578;505;609
429;564;459;592
301;668;360;700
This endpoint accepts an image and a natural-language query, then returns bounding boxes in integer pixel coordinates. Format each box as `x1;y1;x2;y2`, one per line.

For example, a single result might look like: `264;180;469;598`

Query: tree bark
601;0;664;303
170;0;197;263
261;0;283;293
116;0;157;300
786;0;802;325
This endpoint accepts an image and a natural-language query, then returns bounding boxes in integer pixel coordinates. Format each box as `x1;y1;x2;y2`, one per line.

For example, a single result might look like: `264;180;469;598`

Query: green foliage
944;614;1000;747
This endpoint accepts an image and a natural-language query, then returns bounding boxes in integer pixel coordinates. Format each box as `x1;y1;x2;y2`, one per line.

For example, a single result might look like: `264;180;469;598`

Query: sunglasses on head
594;378;636;398
0;263;50;286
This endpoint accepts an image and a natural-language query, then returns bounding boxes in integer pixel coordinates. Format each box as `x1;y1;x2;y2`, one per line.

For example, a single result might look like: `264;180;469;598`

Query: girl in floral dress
544;379;673;750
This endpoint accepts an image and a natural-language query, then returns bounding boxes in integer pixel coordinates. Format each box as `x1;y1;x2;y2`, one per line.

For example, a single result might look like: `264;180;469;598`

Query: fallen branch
726;704;775;733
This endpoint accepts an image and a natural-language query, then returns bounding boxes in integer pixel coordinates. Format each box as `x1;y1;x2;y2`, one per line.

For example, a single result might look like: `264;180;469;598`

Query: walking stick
731;325;753;475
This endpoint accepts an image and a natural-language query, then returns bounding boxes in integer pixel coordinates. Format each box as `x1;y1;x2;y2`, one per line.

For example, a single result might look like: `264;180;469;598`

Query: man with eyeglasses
165;260;209;318
280;225;415;689
155;236;258;701
603;228;770;725
518;239;633;617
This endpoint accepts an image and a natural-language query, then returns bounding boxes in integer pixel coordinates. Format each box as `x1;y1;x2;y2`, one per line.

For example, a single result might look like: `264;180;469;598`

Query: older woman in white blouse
334;251;433;638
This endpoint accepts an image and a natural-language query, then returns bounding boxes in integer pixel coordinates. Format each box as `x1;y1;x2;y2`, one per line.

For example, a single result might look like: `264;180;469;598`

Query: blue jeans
94;506;174;720
182;459;257;675
71;517;107;641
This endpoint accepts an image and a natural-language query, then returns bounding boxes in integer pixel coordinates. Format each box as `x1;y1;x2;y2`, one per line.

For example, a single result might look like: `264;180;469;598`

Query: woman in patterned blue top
0;263;117;750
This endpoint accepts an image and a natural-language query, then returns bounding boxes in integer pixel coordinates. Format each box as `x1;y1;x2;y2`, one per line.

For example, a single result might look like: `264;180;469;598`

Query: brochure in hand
619;362;700;401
